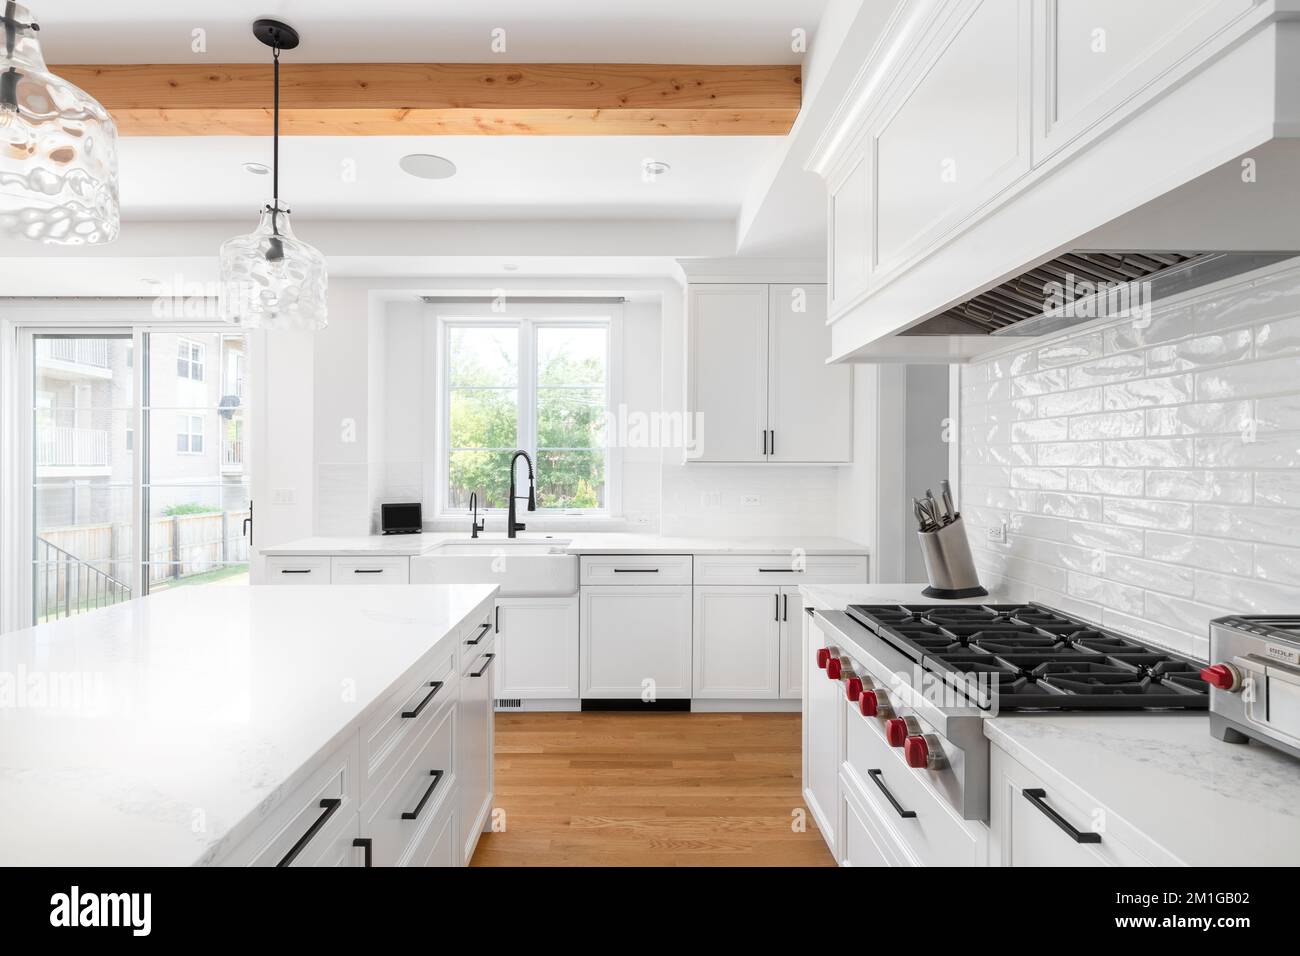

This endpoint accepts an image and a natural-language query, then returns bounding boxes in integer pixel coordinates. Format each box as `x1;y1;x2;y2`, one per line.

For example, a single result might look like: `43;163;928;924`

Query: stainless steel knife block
917;516;988;599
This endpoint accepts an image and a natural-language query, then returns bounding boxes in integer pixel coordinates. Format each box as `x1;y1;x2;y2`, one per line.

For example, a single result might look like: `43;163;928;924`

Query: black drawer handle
277;797;342;866
758;568;802;573
1023;788;1101;844
353;837;372;867
471;653;496;678
401;770;445;821
868;769;916;819
280;568;313;574
465;621;490;645
353;568;385;574
401;680;444;719
614;568;658;573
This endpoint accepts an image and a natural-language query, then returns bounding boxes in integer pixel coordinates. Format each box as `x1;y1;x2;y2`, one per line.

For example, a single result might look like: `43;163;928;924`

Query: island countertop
0;584;497;867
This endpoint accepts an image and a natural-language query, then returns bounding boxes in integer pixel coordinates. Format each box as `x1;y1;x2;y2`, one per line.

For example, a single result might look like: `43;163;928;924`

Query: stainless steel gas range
814;603;1209;822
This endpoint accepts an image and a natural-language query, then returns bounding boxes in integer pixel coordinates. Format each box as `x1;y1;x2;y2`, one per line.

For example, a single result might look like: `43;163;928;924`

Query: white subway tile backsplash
1255;545;1300;587
964;265;1300;656
1144;469;1252;503
1145;531;1254;576
1103;374;1193;410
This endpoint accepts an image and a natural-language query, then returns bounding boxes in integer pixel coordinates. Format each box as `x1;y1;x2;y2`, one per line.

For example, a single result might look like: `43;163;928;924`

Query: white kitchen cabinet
330;555;410;584
687;283;851;464
802;611;842;856
494;596;579;703
458;631;496;865
840;771;902;868
989;741;1153;867
767;285;852;463
692;587;781;699
687;284;770;463
580;585;693;699
778;587;803;700
264;554;331;583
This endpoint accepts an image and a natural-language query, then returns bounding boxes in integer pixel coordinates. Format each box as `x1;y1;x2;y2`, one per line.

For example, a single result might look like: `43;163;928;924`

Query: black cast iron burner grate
844;603;1208;712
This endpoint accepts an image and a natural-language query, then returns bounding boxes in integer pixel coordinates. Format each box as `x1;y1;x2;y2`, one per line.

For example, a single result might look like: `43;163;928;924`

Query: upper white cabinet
687;283;852;464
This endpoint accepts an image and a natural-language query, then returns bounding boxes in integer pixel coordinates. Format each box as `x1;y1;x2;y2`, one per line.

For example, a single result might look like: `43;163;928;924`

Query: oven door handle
1023;788;1101;844
867;769;916;819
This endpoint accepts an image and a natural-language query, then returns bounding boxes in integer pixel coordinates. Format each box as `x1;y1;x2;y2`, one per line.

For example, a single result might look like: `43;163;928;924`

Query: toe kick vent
495;698;522;710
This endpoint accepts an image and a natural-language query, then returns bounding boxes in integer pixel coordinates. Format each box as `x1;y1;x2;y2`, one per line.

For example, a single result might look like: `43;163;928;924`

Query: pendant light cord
272;45;280;207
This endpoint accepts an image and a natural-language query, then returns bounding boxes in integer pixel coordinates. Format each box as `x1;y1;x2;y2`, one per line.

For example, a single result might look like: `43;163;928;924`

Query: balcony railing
34;537;131;623
36;426;110;468
36;338;111;369
222;437;244;469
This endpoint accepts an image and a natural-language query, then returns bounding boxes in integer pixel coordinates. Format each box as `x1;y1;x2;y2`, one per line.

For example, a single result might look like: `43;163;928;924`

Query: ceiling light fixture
399;154;457;180
219;19;327;330
642;160;671;181
0;2;119;244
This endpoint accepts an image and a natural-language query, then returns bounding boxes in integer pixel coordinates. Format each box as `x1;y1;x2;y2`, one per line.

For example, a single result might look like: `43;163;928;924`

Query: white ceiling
37;1;826;64
119;136;785;222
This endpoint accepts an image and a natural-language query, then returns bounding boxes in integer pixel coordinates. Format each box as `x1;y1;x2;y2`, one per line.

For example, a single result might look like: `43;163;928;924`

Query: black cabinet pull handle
495;605;500;633
280;568;313;574
868;769;916;819
353;837;372;867
353;568;384;574
763;430;768;455
774;593;780;622
1023;788;1101;844
465;622;490;645
614;568;658;573
401;770;445;821
770;430;775;456
471;653;496;678
758;568;801;573
401;680;444;719
277;798;342;866
783;593;789;622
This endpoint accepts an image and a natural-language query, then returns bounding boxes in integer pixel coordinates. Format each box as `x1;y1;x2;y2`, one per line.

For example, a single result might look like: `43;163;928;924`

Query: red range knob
816;648;831;670
904;736;930;769
858;690;879;718
885;718;908;747
826;658;842;680
845;677;863;702
1200;663;1240;691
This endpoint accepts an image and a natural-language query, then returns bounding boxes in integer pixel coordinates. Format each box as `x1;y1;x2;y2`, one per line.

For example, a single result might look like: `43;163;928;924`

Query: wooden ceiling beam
54;63;802;135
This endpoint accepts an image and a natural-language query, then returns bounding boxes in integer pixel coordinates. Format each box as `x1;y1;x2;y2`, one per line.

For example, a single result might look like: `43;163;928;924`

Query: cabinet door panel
580;586;693;699
458;640;495;864
693;587;780;699
496;597;579;700
875;0;1029;271
767;285;851;463
687;285;769;463
779;587;804;700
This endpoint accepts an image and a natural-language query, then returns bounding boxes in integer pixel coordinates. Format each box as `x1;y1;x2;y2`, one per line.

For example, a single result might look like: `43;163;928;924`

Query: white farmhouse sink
411;538;577;596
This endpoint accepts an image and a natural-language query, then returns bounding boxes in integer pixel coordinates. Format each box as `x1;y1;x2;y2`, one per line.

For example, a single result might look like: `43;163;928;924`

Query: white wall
960;261;1300;661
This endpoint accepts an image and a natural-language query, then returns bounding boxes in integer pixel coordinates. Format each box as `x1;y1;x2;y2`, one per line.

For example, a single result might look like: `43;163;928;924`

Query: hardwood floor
470;711;835;867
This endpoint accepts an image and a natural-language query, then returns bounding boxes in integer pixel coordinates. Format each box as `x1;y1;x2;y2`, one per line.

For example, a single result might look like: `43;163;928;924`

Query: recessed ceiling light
400;154;457;180
642;160;671;180
242;162;270;176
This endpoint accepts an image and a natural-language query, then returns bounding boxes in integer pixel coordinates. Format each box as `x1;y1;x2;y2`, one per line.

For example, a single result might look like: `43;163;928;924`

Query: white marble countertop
986;714;1300;867
0;584;497;866
799;583;1004;610
263;531;870;558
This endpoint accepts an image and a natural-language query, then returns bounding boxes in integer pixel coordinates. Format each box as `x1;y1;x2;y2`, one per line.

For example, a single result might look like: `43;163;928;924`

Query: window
177;414;204;454
441;312;613;514
177;339;204;380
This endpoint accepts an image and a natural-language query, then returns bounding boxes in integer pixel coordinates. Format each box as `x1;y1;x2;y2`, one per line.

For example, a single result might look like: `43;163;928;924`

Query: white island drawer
359;644;458;798
694;553;867;586
266;555;331;583
331;555;410;584
580;554;692;586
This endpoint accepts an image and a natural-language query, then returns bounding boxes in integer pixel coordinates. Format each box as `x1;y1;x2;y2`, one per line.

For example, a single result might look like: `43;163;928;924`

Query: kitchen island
0;584;498;867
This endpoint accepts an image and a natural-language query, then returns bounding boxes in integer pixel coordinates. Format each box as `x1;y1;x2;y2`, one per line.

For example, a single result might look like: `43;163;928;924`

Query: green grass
150;563;250;591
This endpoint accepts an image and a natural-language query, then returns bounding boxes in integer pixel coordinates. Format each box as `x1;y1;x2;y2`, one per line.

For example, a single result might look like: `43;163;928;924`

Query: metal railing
222;437;244;468
35;338;112;368
34;537;131;622
35;425;110;467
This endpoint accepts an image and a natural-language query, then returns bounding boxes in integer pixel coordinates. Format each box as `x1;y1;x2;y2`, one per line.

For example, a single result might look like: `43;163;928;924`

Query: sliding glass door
27;327;252;624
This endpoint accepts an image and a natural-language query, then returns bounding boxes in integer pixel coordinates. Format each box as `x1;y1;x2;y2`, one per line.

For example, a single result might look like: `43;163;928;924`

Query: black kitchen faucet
507;451;536;538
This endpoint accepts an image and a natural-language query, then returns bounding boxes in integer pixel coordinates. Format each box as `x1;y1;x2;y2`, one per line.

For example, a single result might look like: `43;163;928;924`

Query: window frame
430;302;622;519
176;413;205;455
177;338;205;381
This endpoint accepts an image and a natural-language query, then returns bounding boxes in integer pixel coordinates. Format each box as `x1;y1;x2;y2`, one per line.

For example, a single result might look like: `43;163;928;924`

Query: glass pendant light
220;19;327;330
0;2;119;244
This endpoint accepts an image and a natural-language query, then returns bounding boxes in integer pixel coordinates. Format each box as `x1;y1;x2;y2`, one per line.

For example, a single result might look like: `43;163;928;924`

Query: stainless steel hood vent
901;251;1296;338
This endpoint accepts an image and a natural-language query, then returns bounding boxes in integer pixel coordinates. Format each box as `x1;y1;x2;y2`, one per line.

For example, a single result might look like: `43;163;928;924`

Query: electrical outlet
272;488;296;505
741;494;761;508
701;491;722;509
633;514;652;527
986;522;1007;544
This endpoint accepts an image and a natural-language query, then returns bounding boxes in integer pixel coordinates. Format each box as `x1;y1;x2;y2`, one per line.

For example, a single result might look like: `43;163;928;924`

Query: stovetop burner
844;603;1208;712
